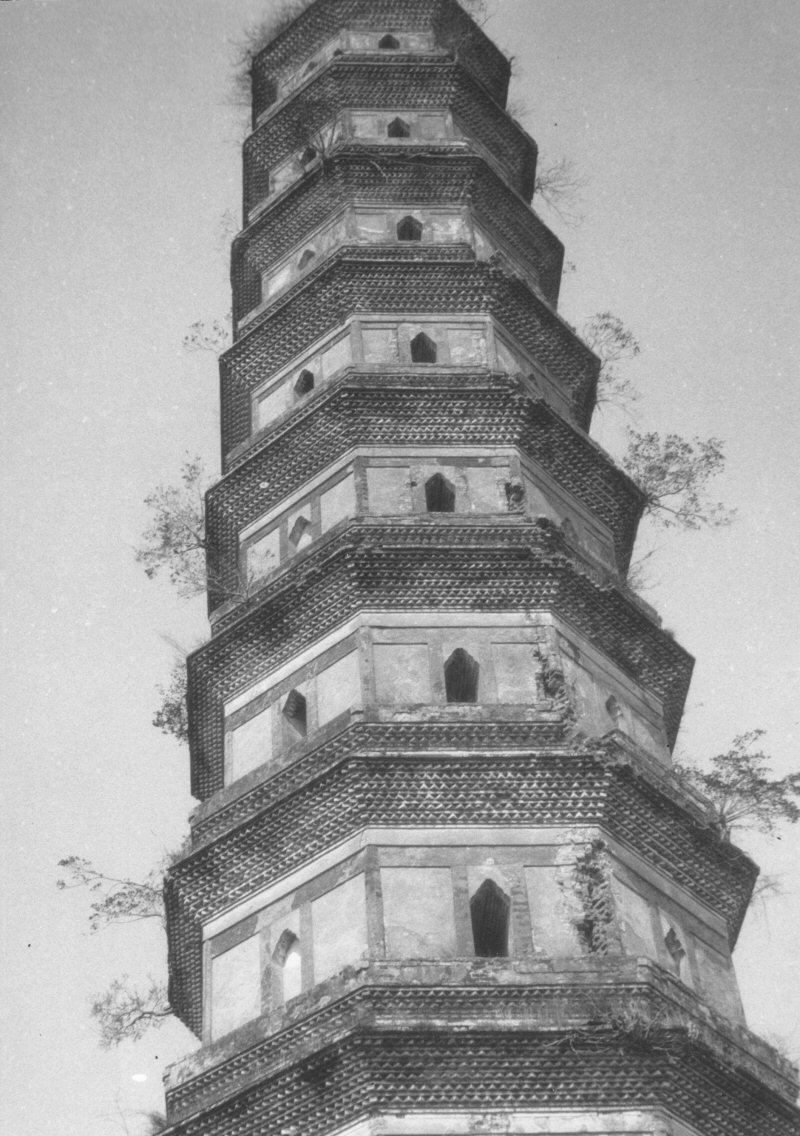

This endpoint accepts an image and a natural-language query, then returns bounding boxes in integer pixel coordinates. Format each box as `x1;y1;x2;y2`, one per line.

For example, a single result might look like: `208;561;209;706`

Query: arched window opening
561;517;577;542
294;369;315;398
301;146;318;166
397;215;423;241
470;878;510;957
444;648;479;703
605;695;623;727
387;116;411;139
664;927;686;976
379;34;400;50
273;930;302;1003
289;515;313;551
298;248;316;272
410;331;437;363
425;473;456;513
282;688;307;737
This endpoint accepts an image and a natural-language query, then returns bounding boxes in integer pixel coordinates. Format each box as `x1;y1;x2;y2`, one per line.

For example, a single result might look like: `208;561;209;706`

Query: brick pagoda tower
162;3;800;1134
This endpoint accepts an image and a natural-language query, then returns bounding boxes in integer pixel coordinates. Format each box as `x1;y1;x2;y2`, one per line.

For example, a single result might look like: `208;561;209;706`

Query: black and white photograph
2;2;799;1134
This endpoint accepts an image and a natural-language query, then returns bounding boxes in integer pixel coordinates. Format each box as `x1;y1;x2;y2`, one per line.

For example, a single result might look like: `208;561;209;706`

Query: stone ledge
163;960;799;1130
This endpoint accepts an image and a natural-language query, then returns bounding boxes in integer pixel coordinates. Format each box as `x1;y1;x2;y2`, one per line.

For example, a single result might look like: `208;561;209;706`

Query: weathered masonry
161;3;800;1134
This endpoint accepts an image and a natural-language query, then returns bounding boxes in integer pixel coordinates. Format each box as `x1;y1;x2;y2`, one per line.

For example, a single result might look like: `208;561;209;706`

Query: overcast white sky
2;2;799;1134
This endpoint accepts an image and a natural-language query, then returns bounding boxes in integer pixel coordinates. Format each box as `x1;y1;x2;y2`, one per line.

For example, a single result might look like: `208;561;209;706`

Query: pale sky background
1;1;799;1134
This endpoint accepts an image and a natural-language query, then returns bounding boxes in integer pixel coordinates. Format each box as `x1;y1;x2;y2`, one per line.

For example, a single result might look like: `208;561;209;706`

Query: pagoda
161;3;800;1134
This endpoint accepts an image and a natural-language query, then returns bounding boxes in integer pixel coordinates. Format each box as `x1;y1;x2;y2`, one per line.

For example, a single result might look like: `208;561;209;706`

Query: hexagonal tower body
162;3;800;1135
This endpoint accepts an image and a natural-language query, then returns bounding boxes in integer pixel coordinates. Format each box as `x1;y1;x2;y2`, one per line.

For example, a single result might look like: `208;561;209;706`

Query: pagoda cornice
211;375;643;587
243;58;532;215
188;519;692;779
165;964;797;1123
160;1023;800;1136
249;0;511;122
220;257;600;454
232;151;565;315
166;751;756;1039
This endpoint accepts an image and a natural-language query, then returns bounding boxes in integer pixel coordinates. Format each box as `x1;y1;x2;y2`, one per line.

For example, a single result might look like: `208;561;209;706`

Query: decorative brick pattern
161;4;800;1134
217;374;639;554
160;1024;800;1136
166;751;754;1035
211;376;641;588
250;0;511;121
232;153;564;316
191;719;571;846
243;58;535;214
221;260;599;454
189;522;691;789
164;976;797;1122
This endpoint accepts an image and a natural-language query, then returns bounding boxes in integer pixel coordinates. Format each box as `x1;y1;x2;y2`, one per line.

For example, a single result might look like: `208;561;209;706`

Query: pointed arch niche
444;647;479;703
272;929;302;1005
470;878;511;957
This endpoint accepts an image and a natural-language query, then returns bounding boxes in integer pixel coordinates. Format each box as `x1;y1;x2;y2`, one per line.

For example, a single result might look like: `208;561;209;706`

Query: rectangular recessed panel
374;643;430;702
381;866;457;958
210;934;261;1040
311;874;367;982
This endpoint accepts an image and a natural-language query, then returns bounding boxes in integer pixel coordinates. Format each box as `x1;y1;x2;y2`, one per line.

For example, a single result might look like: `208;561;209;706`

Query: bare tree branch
534;156;587;226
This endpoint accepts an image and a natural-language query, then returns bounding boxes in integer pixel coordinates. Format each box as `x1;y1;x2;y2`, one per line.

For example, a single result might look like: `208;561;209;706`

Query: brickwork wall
220;260;599;455
159;1;800;1130
160;1021;799;1136
249;0;511;121
232;154;564;317
208;378;642;603
165;970;797;1118
166;750;754;1034
243;59;535;214
188;523;692;791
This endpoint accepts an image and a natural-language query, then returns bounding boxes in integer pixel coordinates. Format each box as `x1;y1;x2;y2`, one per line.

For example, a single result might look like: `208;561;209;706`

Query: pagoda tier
161;3;800;1135
231;153;565;321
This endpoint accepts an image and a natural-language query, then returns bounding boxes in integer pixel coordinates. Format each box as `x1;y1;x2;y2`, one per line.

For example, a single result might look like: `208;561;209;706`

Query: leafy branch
91;979;172;1050
57;856;166;931
582;310;641;408
57;855;181;1047
622;430;735;530
152;656;189;746
136;456;209;597
182;317;231;354
674;730;800;840
230;1;316;105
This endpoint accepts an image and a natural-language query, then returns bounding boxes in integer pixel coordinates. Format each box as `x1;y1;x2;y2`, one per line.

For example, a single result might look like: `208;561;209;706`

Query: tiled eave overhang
167;750;757;1037
250;0;511;120
232;151;565;315
220;258;601;456
243;56;535;214
210;373;644;592
164;964;798;1123
163;972;797;1136
187;520;692;796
